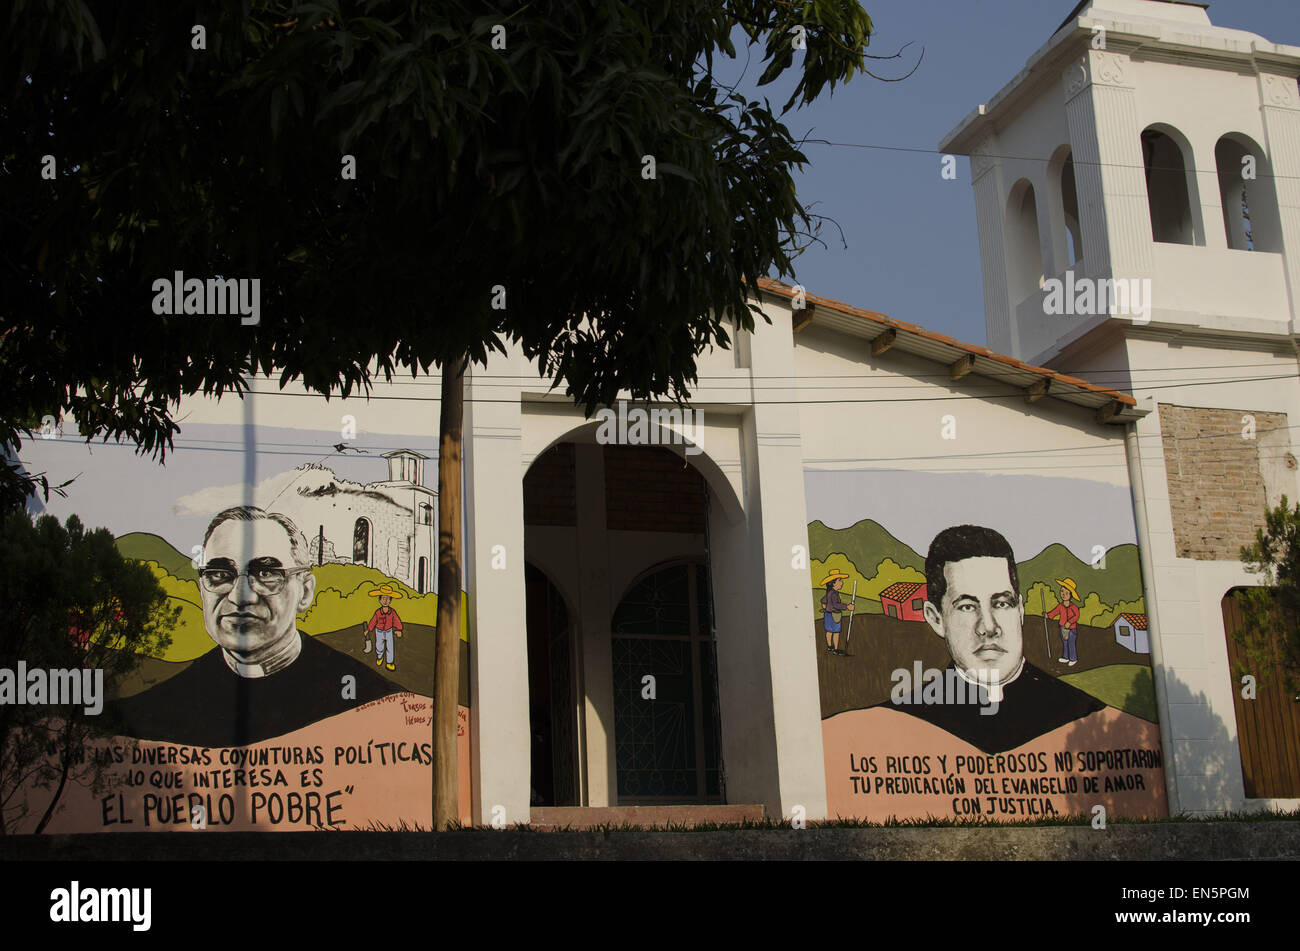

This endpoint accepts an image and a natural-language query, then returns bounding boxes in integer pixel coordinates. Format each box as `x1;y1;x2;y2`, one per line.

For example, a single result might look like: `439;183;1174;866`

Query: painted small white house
1115;613;1151;654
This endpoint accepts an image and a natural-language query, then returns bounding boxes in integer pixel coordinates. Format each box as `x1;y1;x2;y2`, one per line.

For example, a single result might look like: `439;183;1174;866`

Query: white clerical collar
222;631;303;679
956;656;1025;704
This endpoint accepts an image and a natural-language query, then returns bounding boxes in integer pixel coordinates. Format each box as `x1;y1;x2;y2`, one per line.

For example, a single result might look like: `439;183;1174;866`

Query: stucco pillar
738;305;826;820
463;360;530;826
572;443;616;807
970;134;1015;355
1193;136;1230;251
1062;50;1153;289
1258;72;1300;332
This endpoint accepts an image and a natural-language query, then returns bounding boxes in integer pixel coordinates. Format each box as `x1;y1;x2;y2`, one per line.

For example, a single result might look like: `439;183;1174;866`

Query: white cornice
939;13;1300;156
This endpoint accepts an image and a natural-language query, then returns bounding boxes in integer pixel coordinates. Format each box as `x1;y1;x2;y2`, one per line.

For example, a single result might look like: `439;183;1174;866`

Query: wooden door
1221;589;1300;798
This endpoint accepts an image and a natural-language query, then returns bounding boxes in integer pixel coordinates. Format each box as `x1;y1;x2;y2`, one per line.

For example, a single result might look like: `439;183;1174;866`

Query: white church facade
940;0;1300;815
14;0;1300;833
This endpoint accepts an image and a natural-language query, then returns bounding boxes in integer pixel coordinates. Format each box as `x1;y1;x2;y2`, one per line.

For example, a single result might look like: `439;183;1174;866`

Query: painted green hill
1061;664;1157;722
808;518;925;576
808;520;1145;614
115;532;198;582
1017;542;1143;605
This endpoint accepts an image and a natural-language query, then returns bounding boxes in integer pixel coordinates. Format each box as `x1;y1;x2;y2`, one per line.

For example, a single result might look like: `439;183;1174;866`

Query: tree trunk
433;355;466;830
34;749;72;834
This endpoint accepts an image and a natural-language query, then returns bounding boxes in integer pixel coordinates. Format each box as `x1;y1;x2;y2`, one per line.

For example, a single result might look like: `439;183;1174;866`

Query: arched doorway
1141;126;1198;245
611;561;723;803
1006;179;1046;306
525;562;580;806
1215;134;1281;253
521;435;734;808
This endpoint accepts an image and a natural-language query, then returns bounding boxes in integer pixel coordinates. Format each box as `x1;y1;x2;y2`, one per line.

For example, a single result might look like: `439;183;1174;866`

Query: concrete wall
465;307;826;824
1114;336;1300;815
948;0;1300;816
950;0;1300;362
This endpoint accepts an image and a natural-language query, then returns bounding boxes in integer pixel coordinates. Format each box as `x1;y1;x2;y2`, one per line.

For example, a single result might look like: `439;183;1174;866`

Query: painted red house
879;581;927;621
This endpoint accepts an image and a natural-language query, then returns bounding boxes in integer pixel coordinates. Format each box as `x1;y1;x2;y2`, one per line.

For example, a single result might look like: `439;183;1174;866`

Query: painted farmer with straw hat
1046;578;1081;667
365;584;405;671
820;569;856;656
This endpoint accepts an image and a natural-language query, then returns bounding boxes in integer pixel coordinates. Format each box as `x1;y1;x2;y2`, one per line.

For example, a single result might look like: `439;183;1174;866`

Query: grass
1060;664;1158;721
342;807;1300;833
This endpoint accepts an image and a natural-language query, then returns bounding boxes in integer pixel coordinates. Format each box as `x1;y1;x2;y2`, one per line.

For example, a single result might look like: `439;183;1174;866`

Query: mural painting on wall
807;469;1166;822
9;427;469;832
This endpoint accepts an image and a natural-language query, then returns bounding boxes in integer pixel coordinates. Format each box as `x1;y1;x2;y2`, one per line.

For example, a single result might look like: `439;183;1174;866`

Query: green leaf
657;162;698;183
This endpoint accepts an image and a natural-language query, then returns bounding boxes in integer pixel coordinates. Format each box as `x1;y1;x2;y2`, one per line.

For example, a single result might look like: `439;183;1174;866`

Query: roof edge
755;277;1139;412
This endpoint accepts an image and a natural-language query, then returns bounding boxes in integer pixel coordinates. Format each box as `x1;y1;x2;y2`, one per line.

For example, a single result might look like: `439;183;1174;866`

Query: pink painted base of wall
823;705;1167;822
14;696;470;832
529;804;764;830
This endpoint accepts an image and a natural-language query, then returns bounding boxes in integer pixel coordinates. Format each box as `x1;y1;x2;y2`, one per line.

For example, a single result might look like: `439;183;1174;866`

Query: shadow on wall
1058;665;1241;817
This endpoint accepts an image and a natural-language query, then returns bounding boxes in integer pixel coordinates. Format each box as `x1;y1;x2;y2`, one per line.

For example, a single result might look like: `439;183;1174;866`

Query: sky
21;423;432;553
804;468;1138;562
718;0;1300;347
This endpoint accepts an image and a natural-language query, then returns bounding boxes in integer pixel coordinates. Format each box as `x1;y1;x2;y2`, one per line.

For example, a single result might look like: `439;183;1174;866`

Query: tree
0;511;176;833
1091;597;1144;632
861;556;924;605
3;0;881;828
1236;496;1300;693
1075;591;1110;628
1023;582;1057;617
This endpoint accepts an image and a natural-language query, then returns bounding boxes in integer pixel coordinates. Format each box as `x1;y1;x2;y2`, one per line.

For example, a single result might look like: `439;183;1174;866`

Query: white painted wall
945;0;1300;815
1110;335;1300;815
468;311;827;822
793;322;1131;484
945;0;1300;363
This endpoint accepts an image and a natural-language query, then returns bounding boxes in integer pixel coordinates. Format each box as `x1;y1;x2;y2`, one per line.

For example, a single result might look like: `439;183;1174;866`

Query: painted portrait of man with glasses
113;506;400;747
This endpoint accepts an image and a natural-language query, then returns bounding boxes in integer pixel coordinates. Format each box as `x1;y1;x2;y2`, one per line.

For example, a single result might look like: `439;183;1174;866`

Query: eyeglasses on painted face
198;563;312;595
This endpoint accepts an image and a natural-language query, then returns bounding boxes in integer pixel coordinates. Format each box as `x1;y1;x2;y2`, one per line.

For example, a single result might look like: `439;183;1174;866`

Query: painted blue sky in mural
17;422;437;553
804;468;1137;562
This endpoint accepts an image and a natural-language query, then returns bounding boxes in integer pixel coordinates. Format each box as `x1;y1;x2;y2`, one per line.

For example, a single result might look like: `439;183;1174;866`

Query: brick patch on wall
1159;403;1286;560
524;442;707;532
523;442;576;526
603;445;706;533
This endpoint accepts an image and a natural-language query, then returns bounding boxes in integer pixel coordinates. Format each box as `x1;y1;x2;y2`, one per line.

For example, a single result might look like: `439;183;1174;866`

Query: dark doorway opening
526;563;579;806
612;561;724;803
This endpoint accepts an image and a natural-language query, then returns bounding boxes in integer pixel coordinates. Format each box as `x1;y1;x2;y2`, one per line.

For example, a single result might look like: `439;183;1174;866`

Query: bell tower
942;0;1300;818
940;0;1300;365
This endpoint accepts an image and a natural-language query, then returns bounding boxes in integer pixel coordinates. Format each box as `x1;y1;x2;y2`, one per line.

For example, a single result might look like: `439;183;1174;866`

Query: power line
382;360;1300;383
165;422;1300;460
446;370;1300;392
230;370;1298;405
799;137;1300;182
22;416;1296;469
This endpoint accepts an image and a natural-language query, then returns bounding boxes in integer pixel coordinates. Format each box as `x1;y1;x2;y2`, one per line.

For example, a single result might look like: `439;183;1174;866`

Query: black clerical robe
874;661;1106;755
110;633;402;747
